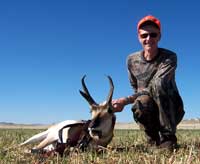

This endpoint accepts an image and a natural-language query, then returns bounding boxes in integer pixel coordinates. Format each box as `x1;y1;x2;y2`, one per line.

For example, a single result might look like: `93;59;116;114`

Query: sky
0;0;199;124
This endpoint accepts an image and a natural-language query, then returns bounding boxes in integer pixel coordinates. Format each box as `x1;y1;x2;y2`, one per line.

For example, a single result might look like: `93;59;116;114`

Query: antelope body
20;75;116;156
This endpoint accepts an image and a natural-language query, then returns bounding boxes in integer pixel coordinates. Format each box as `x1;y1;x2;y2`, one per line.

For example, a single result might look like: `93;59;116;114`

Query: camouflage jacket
127;48;185;132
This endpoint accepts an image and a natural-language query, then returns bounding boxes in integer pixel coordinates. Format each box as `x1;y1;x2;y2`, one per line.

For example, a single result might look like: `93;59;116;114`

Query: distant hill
0;118;200;126
0;122;44;126
0;122;48;129
0;119;200;129
0;122;15;125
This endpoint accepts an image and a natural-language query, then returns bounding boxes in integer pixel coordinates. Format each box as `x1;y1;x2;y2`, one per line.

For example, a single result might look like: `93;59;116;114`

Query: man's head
137;15;161;31
137;15;161;53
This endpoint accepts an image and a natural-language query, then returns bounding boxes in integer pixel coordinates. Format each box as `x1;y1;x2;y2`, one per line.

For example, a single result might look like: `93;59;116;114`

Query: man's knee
131;95;157;114
131;95;159;129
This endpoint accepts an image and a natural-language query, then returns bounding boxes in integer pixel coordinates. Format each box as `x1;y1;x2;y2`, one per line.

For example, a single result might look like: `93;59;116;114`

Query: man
112;15;185;150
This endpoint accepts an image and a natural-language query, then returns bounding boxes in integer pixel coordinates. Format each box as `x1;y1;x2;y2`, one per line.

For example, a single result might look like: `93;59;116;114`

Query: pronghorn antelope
20;75;116;156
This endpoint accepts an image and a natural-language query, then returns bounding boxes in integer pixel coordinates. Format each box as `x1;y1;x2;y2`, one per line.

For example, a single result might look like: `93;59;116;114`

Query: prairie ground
0;128;200;164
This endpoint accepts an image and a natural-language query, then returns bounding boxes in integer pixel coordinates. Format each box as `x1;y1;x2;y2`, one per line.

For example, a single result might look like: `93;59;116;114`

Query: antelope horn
106;75;114;105
79;75;98;106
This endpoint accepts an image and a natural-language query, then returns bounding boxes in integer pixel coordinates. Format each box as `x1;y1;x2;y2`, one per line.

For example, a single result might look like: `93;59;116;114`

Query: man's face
138;25;161;52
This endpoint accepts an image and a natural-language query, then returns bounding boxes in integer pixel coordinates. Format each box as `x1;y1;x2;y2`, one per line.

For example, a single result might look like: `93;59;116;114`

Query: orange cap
137;15;161;31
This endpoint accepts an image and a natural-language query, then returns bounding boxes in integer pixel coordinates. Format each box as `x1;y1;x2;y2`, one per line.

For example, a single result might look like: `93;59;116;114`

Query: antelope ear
79;90;97;106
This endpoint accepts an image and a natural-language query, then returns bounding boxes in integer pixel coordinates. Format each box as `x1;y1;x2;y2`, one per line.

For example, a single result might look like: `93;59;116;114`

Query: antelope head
79;75;116;147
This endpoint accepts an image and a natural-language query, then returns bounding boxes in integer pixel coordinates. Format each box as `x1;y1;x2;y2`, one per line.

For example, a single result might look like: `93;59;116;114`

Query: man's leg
132;95;160;146
149;79;181;150
158;128;177;150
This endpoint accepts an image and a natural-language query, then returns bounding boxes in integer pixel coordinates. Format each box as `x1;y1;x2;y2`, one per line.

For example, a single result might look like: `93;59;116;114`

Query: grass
0;129;200;164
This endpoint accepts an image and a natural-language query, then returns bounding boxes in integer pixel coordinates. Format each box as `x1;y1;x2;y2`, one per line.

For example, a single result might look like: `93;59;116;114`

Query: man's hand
112;97;127;112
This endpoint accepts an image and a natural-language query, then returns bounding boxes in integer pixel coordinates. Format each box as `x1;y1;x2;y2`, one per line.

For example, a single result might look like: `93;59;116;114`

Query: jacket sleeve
127;56;138;93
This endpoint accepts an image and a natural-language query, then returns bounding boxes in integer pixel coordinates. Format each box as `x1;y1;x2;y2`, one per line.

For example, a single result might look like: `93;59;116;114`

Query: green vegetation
0;129;200;164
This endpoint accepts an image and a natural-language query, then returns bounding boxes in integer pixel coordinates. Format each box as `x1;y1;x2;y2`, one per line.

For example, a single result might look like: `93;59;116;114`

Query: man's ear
138;33;143;44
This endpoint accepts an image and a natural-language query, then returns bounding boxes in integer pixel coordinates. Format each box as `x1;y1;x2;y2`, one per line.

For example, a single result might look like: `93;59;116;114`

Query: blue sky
0;0;199;124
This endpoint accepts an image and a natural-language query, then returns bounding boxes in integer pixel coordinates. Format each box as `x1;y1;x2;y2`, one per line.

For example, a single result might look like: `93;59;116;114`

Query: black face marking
108;107;113;114
89;115;101;129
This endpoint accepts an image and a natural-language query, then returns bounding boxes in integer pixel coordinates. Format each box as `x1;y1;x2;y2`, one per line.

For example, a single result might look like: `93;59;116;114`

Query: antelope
20;75;116;157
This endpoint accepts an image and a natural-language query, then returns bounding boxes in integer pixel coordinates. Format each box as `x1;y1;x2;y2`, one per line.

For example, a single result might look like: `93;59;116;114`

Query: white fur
20;120;86;150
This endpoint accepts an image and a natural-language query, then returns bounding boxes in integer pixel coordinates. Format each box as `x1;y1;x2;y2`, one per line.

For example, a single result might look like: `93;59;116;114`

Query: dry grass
0;129;200;164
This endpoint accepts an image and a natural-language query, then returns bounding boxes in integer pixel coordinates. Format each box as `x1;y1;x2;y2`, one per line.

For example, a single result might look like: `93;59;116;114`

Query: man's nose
146;35;151;40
